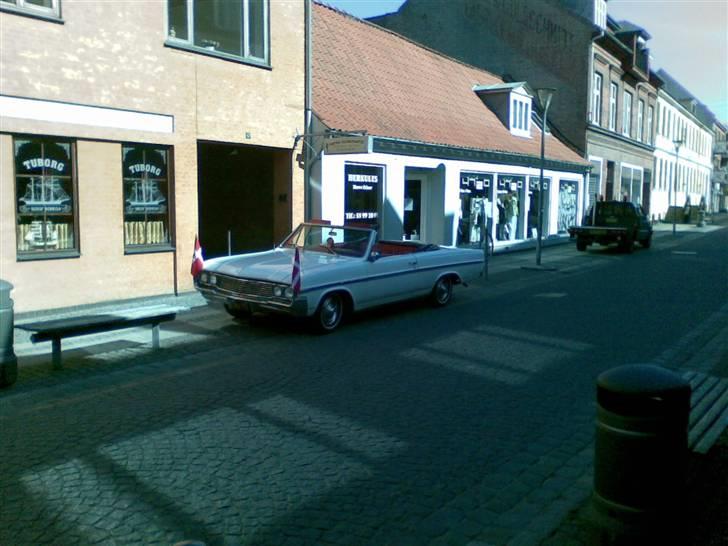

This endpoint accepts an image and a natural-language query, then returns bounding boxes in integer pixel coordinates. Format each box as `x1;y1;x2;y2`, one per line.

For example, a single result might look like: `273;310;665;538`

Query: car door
356;252;420;308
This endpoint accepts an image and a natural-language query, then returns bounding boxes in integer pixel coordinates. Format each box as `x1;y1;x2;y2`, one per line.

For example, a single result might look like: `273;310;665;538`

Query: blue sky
324;0;727;124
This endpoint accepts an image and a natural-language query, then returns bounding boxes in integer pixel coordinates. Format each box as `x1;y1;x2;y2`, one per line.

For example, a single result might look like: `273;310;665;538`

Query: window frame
609;82;618;131
647;105;654;145
592;72;603;125
637;99;644;141
622;90;632;137
13;135;80;261
121;143;175;254
0;0;61;20
510;94;532;137
165;0;270;67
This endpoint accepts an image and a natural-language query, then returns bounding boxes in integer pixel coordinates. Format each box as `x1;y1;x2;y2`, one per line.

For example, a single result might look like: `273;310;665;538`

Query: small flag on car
291;247;301;296
191;234;204;277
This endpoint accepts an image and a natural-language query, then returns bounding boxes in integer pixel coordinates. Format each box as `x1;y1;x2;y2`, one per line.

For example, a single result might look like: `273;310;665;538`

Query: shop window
0;0;60;18
14;137;77;258
458;172;493;247
620;165;643;204
344;163;382;228
122;145;172;251
557;180;579;234
496;175;525;241
167;0;269;64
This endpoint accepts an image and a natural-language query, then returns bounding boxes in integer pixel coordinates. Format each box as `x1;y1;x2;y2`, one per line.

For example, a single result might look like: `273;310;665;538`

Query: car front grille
214;275;275;298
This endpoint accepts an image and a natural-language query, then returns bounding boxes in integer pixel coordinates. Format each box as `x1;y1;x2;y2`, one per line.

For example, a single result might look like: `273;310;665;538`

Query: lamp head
536;88;556;111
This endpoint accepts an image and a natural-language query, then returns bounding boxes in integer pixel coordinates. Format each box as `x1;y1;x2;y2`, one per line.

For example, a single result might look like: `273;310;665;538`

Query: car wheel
314;293;344;333
576;239;587;251
224;302;251;320
641;234;652;249
431;276;453;307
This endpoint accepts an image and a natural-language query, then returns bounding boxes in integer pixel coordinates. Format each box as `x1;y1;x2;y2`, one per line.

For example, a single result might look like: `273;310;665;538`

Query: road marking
534;292;567;298
672;251;698;256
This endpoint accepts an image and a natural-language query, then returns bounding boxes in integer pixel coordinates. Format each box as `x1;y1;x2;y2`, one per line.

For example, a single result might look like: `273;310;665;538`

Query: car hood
203;248;358;284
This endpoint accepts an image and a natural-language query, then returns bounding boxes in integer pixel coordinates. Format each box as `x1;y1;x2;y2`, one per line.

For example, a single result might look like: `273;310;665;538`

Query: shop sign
325;136;371;155
344;164;382;225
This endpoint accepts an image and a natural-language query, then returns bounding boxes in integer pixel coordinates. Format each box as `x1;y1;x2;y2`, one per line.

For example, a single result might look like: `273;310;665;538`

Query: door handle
408;260;418;266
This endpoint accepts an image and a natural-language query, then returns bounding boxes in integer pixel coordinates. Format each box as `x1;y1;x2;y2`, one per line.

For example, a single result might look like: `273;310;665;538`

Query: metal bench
16;306;179;369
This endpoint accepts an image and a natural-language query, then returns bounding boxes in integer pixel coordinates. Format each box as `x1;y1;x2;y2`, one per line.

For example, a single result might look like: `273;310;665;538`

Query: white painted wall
317;150;585;245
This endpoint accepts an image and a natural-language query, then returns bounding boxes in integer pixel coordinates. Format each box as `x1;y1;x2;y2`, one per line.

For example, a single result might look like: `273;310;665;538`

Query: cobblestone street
2;222;726;546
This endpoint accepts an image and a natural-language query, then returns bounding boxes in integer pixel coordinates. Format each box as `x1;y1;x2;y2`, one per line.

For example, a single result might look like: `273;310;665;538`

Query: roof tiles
313;3;587;166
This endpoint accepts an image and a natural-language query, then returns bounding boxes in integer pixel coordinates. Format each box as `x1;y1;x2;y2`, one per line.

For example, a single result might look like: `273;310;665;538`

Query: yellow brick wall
0;2;305;312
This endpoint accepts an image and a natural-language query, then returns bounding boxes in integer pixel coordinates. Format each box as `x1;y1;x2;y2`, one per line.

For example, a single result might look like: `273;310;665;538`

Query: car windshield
281;224;372;258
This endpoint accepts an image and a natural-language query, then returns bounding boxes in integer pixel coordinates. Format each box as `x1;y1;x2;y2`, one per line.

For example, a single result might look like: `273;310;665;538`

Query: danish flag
191;234;204;277
291;247;301;296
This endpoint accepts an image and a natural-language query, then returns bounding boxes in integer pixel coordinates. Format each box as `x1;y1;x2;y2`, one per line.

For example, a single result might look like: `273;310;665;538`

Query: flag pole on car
291;246;301;296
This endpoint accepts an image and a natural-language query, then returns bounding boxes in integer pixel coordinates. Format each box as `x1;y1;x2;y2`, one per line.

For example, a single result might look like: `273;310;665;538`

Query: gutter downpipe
304;0;313;222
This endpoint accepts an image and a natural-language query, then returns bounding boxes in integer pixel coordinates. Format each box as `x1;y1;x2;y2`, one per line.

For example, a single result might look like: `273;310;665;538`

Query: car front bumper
195;282;309;317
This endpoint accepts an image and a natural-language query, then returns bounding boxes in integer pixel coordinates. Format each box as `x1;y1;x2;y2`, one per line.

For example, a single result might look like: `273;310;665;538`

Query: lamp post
671;134;684;236
536;88;555;266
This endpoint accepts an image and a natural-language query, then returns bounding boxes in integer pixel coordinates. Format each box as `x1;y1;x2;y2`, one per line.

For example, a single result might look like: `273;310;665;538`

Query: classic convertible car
195;223;485;332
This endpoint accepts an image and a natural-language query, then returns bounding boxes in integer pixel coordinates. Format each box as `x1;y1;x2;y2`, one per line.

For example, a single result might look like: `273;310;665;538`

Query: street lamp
672;133;684;236
536;88;555;266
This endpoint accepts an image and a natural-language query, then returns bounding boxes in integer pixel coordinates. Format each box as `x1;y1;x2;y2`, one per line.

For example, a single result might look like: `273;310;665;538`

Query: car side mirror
368;251;381;262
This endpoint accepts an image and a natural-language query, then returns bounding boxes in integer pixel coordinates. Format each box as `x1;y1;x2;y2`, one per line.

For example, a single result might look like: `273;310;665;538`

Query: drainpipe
304;0;313;222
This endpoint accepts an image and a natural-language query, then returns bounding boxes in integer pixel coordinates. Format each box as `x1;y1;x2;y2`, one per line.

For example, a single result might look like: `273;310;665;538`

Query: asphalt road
2;221;726;546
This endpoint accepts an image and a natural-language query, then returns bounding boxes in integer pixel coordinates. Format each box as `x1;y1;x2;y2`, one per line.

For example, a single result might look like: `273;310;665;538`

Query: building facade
712;121;728;213
0;0;306;312
312;4;589;250
651;70;714;219
371;0;660;215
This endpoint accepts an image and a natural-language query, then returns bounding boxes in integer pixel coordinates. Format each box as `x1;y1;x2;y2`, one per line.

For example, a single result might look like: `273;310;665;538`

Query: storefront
311;141;587;249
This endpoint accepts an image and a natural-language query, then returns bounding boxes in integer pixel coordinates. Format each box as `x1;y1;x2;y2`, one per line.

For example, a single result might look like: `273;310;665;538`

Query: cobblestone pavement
1;218;726;546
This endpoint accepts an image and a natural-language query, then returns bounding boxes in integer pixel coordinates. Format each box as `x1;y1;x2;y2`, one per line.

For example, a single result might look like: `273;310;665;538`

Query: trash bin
590;364;691;545
0;280;18;388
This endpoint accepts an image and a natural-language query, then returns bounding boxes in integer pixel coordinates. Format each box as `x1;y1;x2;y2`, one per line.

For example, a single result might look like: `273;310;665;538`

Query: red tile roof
313;3;588;167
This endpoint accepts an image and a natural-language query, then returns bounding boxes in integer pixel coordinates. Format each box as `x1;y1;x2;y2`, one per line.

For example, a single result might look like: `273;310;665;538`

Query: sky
324;0;728;124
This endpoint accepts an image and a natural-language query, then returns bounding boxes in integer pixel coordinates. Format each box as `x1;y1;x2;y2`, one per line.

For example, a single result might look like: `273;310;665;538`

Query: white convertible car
195;223;485;332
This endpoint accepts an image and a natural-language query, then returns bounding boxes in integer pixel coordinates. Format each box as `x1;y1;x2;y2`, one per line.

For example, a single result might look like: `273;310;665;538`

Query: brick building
0;0;306;312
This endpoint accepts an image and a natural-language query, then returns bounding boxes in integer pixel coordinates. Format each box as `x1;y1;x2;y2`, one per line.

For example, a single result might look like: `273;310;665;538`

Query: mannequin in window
504;191;518;240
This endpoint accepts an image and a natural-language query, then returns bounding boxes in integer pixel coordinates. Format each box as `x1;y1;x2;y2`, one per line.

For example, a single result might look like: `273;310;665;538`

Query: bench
16;306;180;369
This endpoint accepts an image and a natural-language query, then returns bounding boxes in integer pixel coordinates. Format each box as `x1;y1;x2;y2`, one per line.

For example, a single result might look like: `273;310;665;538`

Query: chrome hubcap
321;296;341;327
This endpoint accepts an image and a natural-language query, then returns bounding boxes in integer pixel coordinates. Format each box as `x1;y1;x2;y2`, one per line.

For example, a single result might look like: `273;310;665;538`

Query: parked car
568;201;653;253
195;222;485;332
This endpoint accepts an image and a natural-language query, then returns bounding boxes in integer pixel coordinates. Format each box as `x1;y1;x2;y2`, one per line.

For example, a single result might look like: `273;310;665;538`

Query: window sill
124;245;175;256
0;5;63;24
164;40;271;70
17;250;79;262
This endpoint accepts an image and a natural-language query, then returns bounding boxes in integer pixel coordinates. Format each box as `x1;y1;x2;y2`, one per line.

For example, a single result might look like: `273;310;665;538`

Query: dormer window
473;82;533;138
510;95;531;137
594;0;607;30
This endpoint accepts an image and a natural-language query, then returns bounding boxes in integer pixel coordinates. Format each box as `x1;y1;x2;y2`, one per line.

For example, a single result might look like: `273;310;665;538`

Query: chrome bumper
196;284;309;317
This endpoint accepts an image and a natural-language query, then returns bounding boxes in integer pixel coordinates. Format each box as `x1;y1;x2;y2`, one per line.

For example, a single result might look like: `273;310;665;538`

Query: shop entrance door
403;179;422;240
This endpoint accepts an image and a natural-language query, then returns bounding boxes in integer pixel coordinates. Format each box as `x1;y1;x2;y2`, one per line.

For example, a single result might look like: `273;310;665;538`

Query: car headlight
284;287;294;298
209;274;217;285
200;272;209;283
273;286;283;297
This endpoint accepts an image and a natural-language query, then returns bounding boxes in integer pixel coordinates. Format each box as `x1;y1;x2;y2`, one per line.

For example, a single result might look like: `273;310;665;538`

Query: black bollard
590;364;691;545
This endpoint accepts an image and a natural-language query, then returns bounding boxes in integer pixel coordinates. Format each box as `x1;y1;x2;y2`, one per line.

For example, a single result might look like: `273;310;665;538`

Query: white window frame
0;0;60;17
637;100;644;141
609;83;618;131
622;91;632;137
592;72;602;125
594;0;607;29
166;0;269;64
647;105;654;144
510;94;532;137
